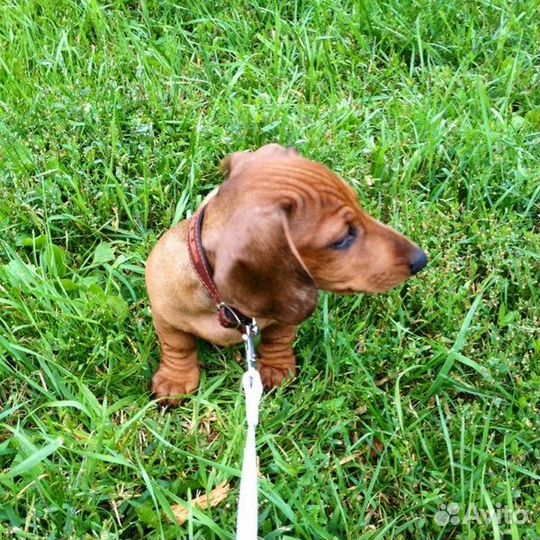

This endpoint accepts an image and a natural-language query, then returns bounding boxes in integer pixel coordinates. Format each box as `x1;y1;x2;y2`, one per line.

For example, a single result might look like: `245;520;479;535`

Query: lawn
0;0;538;539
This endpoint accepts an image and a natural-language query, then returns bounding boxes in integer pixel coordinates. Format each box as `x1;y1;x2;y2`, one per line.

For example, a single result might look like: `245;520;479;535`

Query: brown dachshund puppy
145;144;427;403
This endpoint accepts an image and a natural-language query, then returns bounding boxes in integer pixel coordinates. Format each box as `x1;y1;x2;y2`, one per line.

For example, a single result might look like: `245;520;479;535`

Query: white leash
236;321;262;540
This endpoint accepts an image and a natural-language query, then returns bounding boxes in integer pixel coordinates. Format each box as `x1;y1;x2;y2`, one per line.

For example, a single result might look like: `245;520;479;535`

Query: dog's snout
409;249;428;275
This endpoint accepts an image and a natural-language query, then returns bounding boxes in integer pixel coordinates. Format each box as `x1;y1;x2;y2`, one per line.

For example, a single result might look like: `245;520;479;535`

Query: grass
0;0;538;538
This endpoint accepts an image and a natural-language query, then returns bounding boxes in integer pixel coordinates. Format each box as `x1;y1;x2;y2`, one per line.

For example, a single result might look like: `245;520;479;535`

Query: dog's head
211;144;427;325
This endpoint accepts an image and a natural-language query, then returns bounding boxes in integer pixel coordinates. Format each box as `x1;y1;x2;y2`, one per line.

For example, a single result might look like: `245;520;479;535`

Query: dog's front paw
258;362;297;389
152;367;200;406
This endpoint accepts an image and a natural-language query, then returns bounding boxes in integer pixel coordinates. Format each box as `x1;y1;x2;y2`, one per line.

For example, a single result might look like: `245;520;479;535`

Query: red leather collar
188;205;252;329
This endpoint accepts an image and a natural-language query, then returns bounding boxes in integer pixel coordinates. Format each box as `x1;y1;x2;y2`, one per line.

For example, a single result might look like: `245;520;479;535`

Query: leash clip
242;319;259;370
242;320;261;427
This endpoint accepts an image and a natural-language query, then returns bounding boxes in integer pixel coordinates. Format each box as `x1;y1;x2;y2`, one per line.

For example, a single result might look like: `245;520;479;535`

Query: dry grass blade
170;483;230;525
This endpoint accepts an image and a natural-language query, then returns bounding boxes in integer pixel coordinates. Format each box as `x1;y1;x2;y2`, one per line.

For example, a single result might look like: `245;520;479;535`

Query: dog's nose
409;249;428;275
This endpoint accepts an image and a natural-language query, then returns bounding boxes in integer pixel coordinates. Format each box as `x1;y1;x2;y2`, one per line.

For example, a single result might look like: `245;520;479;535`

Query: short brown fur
145;144;426;404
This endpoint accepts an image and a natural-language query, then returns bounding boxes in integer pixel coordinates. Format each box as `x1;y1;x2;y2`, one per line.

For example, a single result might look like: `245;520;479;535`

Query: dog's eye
331;226;357;250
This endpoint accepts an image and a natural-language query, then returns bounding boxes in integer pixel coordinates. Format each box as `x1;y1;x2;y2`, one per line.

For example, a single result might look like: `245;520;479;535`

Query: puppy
145;144;427;403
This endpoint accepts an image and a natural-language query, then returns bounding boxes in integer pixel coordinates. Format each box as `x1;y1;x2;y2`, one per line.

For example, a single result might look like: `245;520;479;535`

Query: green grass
0;0;538;538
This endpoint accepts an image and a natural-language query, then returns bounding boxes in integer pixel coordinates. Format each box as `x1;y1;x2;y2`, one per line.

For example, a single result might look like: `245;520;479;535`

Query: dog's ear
221;145;300;178
213;205;318;325
220;151;250;178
